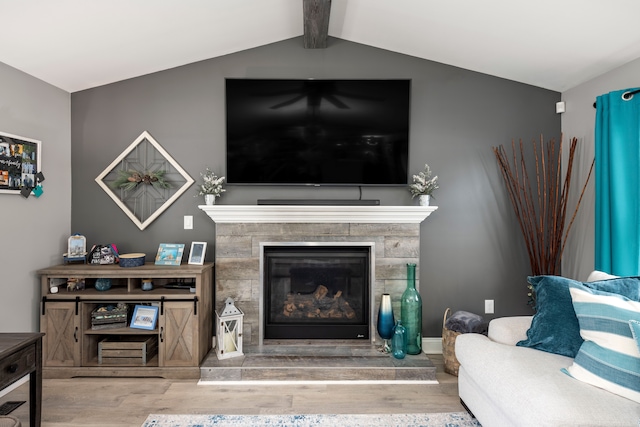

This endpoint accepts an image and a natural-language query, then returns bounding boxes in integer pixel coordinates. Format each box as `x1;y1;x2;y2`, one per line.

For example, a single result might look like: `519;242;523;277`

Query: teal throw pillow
516;275;640;357
562;283;640;403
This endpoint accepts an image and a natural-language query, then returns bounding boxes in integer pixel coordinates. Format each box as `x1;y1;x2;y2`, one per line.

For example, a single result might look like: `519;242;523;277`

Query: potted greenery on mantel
196;168;225;205
409;163;439;206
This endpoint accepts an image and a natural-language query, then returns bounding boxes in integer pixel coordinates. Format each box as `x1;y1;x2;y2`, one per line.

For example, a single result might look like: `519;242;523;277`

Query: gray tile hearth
199;344;437;382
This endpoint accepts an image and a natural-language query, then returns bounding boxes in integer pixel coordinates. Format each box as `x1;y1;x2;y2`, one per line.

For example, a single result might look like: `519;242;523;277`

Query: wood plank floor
2;354;462;427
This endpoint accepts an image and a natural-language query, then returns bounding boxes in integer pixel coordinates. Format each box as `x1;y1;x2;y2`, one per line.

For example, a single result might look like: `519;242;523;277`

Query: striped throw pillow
631;320;640;353
563;285;640;403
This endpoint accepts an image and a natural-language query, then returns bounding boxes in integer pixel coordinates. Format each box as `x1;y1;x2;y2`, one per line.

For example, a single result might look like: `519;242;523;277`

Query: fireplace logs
283;285;356;319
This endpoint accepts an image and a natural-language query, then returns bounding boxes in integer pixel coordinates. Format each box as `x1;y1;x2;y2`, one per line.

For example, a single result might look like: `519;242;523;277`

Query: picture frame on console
130;305;159;330
188;242;207;265
154;243;185;266
66;234;87;259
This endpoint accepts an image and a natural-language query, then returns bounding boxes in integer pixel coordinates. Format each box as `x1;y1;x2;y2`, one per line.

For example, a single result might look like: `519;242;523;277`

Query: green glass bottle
401;263;422;354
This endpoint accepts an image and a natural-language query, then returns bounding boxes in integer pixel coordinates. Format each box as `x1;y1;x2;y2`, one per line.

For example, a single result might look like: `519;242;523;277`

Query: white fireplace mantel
198;204;438;223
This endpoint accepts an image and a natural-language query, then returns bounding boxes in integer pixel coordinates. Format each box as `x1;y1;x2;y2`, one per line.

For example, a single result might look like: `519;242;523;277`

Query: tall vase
376;293;395;353
204;194;215;205
401;263;422;354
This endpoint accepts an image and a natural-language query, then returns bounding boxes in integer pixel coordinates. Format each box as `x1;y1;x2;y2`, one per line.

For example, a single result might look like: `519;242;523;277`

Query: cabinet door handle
74;326;78;342
160;326;164;343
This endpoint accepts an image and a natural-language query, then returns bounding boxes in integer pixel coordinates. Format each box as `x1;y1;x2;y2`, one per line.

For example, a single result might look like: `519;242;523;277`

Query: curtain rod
593;88;640;108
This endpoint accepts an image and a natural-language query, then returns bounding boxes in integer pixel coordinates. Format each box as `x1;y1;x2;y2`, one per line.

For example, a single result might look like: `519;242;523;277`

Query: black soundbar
257;199;380;206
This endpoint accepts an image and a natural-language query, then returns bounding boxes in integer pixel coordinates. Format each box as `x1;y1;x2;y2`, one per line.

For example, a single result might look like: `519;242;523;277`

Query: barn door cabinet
38;262;213;379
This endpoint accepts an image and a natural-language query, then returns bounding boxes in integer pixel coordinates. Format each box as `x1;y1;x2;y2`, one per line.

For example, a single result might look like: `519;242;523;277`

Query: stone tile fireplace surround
199;205;437;349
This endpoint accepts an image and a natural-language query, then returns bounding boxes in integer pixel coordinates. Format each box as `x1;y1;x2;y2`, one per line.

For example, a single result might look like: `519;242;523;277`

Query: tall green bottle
401;263;422;354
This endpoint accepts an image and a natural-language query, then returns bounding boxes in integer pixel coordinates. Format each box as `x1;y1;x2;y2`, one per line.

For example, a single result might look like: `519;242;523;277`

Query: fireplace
199;204;437;349
261;244;372;340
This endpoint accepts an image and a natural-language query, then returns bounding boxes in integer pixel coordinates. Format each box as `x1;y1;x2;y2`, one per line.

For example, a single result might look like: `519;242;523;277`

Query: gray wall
71;37;561;336
0;62;71;332
561;57;640;282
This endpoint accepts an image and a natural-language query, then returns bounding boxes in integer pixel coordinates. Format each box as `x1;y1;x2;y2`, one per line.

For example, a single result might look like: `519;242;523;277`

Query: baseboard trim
422;337;442;354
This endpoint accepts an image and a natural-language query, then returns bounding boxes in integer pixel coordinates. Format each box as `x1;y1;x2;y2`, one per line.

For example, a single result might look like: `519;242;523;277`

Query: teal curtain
595;88;640;275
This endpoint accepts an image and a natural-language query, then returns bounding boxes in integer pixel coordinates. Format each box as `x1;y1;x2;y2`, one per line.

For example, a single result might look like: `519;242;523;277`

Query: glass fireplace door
263;246;370;340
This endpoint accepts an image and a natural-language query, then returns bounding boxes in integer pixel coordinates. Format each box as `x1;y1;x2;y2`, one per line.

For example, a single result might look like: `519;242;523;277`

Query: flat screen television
225;79;410;186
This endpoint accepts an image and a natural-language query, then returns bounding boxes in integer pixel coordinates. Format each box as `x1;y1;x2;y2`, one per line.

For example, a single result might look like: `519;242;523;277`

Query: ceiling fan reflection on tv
253;80;381;110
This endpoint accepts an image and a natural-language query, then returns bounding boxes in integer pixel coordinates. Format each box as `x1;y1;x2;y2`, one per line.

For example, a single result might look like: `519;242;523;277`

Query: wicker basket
442;307;461;376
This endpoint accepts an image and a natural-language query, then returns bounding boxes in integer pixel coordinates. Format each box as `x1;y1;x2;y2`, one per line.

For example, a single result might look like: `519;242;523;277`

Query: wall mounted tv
225;79;410;186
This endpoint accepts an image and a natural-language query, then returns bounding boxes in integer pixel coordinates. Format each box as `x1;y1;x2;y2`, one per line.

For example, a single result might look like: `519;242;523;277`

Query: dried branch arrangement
493;136;594;306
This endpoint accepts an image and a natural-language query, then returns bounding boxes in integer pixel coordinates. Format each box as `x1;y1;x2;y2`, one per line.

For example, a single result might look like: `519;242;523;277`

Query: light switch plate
184;215;193;230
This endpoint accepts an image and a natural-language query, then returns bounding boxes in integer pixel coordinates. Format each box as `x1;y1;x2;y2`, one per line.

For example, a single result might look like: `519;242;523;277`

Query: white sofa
455;316;640;427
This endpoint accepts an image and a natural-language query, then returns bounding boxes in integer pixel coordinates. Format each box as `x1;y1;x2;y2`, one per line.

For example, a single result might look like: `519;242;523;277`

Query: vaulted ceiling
2;0;640;93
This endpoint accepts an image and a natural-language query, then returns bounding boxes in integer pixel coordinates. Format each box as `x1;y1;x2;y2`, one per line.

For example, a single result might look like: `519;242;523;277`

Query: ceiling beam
303;0;331;49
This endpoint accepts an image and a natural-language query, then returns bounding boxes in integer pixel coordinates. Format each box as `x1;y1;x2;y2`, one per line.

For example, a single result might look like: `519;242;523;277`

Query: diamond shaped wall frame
95;131;194;230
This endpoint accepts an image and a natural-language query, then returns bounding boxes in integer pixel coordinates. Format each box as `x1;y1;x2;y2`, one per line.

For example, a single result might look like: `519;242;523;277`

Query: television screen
225;79;410;186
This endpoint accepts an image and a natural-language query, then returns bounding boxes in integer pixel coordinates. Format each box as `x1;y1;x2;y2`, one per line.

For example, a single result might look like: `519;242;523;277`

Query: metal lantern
215;297;244;360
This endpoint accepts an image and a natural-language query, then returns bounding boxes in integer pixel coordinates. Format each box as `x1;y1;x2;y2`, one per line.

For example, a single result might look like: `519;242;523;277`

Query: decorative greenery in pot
409;163;438;205
196;168;225;204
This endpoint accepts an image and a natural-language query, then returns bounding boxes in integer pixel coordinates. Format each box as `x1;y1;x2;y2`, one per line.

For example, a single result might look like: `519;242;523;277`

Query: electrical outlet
184;215;193;230
485;299;494;314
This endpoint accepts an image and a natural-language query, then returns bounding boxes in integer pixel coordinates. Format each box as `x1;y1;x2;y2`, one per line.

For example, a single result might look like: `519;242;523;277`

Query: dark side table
0;333;43;427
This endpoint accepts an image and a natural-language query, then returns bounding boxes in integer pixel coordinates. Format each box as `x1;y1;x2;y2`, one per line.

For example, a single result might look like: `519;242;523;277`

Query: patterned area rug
142;412;481;427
